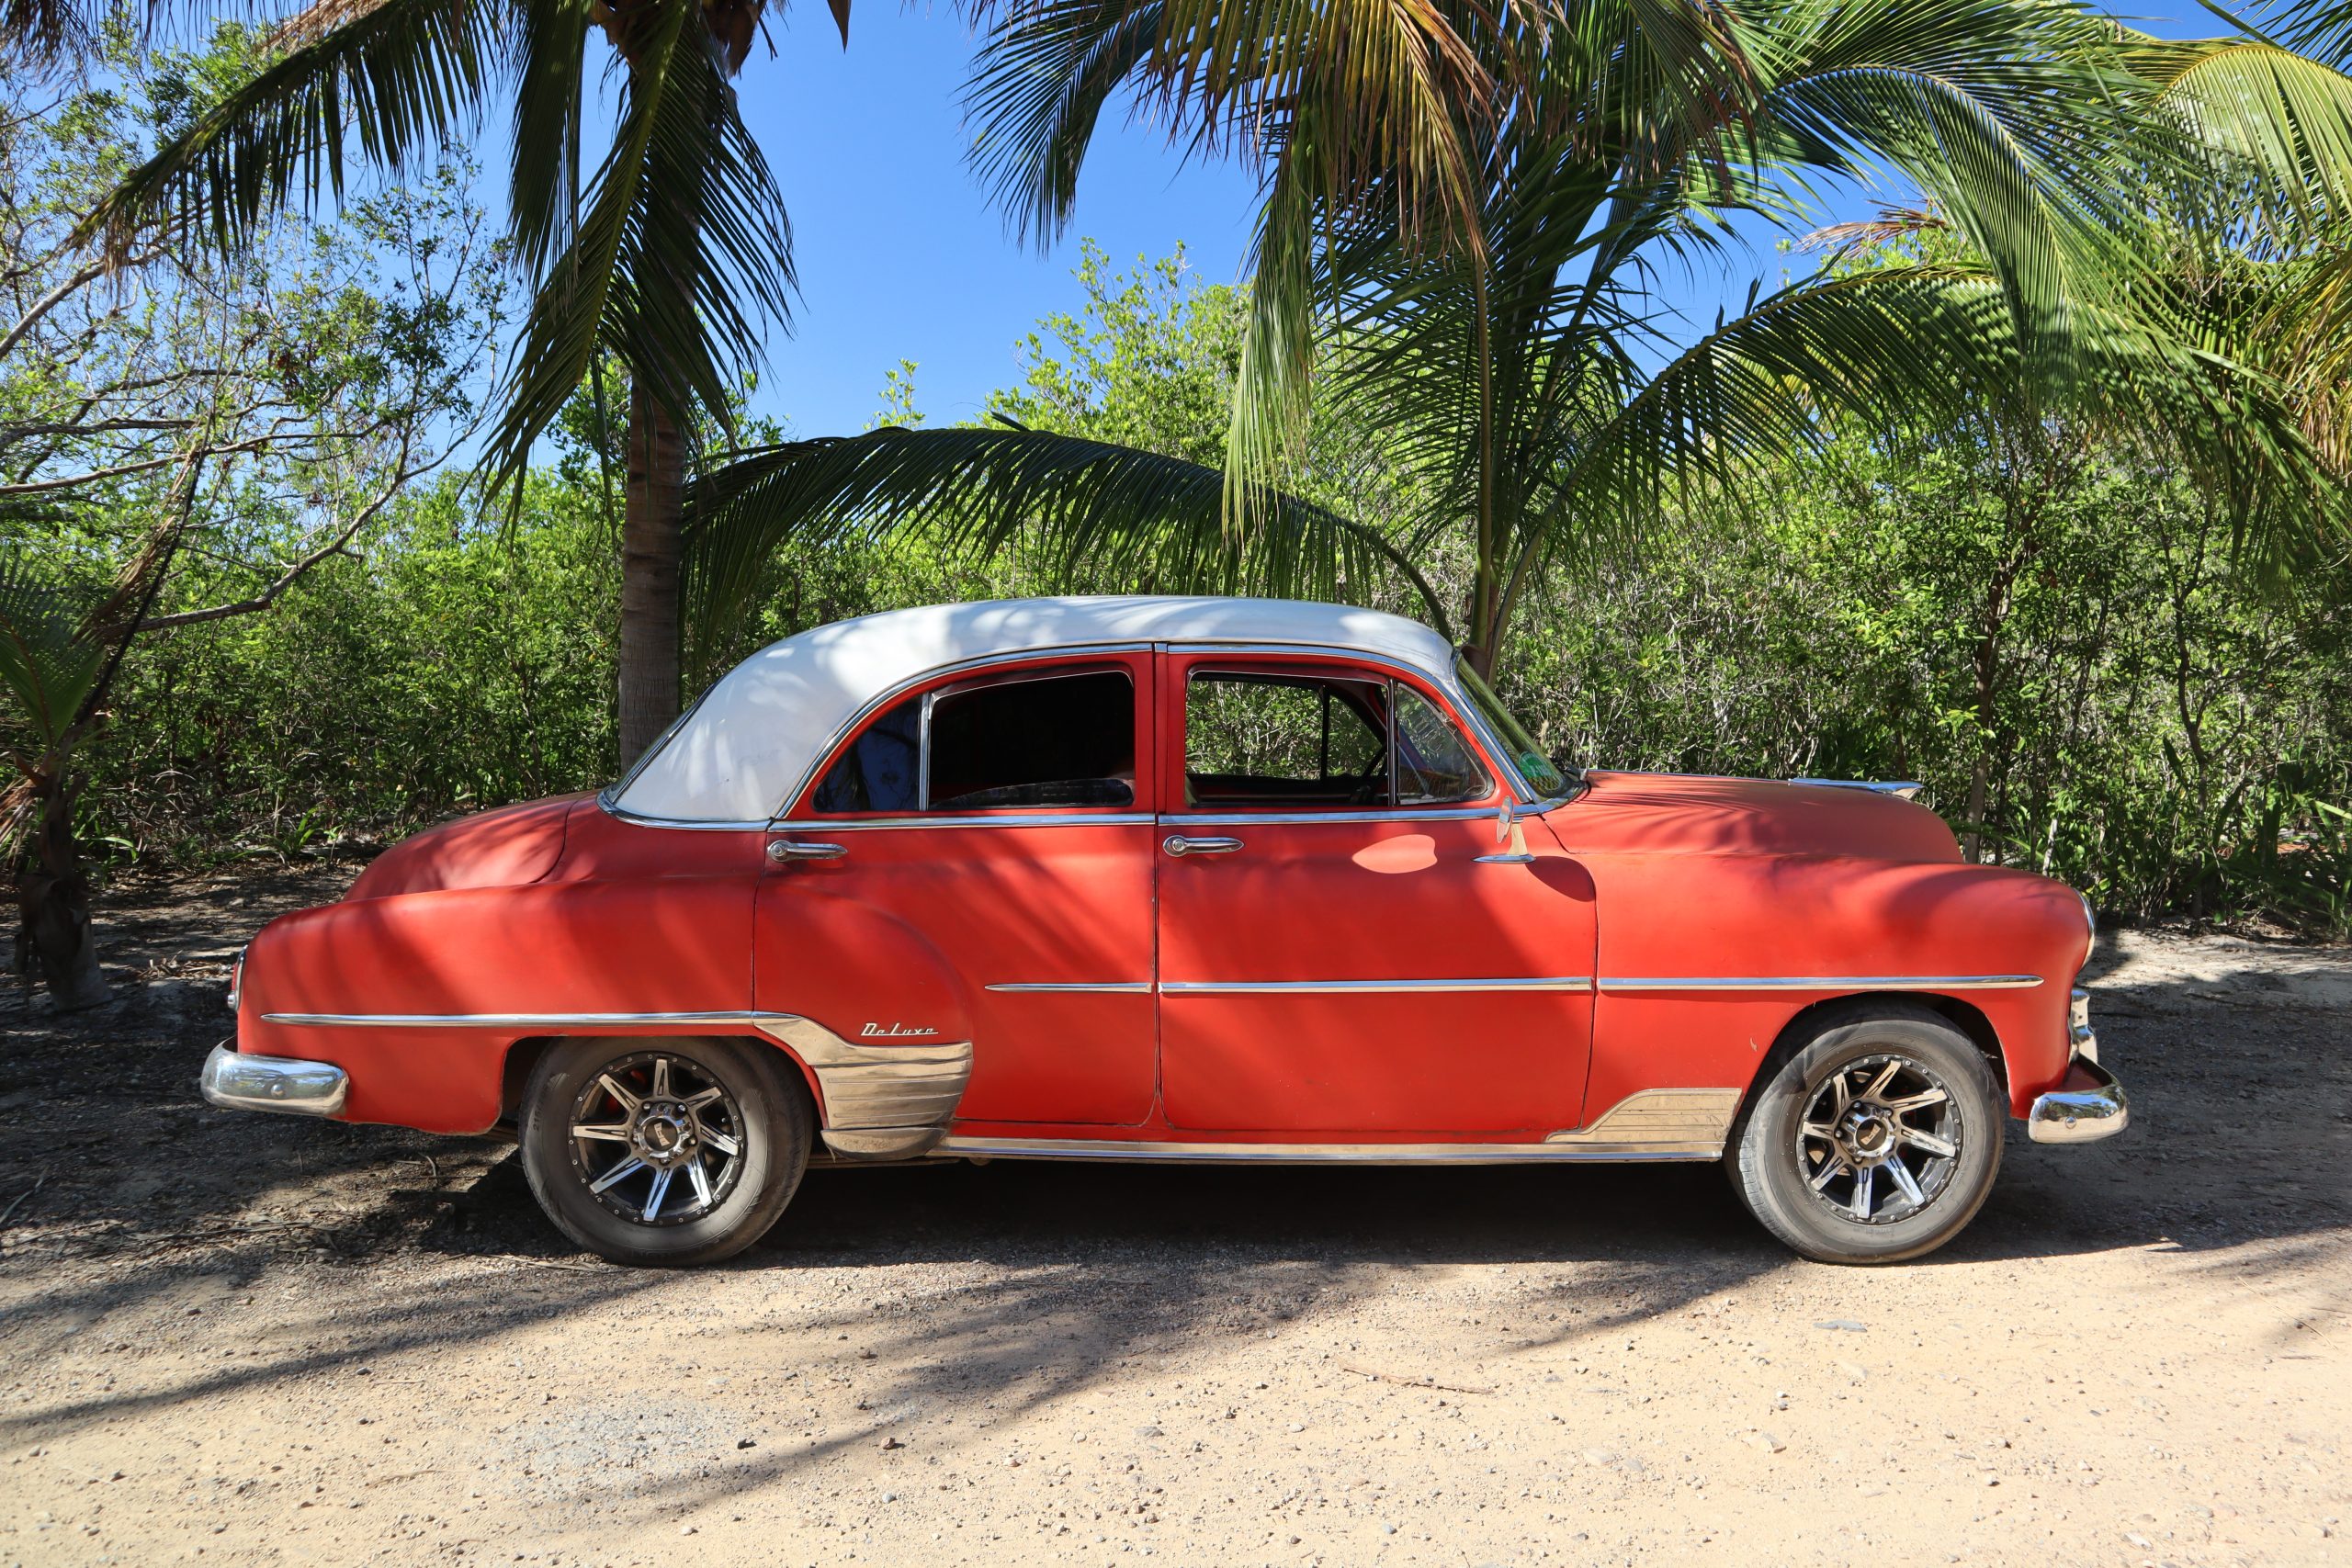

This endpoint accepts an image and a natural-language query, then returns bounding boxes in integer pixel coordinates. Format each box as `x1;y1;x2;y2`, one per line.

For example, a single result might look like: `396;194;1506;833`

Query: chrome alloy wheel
565;1051;747;1225
1794;1053;1962;1225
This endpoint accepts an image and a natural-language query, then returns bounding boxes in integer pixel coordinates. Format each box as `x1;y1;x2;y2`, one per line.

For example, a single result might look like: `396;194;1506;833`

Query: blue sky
738;2;2234;439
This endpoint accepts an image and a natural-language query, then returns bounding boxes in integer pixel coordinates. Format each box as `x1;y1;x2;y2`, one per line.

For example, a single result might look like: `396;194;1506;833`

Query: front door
1153;652;1596;1135
754;652;1159;1125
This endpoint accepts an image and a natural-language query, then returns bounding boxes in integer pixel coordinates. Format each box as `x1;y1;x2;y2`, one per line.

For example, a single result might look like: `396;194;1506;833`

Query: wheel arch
1742;990;2008;1114
498;1031;827;1124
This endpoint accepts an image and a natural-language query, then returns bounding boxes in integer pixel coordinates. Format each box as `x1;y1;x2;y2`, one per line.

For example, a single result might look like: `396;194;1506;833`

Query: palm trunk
14;762;107;1010
617;381;686;763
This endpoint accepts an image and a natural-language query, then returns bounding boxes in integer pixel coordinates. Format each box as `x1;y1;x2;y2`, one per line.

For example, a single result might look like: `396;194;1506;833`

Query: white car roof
610;595;1462;824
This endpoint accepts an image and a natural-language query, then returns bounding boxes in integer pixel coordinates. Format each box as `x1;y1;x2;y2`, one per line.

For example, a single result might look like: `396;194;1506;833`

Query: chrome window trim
1167;641;1539;805
767;811;1156;832
1596;974;2044;994
781;641;1156;821
600;797;775;832
1160;976;1592;995
984;982;1154;994
608;635;1537;829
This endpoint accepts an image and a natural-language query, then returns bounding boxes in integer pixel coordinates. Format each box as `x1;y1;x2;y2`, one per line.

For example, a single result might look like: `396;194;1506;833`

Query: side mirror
1478;800;1534;864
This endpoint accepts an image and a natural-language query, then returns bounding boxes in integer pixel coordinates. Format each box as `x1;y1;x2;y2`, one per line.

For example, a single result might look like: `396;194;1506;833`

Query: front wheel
518;1035;813;1267
1727;1005;2003;1264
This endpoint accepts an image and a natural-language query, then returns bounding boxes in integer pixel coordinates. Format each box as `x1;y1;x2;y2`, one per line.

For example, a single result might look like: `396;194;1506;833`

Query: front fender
1576;851;2091;1119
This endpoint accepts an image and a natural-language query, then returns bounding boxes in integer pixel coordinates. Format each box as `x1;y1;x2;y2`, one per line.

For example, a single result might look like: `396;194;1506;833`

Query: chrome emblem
860;1022;938;1039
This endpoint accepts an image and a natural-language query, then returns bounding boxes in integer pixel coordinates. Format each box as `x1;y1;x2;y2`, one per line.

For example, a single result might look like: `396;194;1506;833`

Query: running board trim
932;1136;1723;1165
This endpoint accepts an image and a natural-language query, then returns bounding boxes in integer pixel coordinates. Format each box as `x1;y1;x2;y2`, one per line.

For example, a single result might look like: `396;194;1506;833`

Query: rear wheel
1728;1005;2003;1264
518;1036;813;1267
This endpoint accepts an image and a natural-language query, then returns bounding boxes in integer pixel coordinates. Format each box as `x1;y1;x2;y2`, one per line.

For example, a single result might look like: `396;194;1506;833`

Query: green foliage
0;547;109;750
56;217;2352;938
1494;436;2352;932
95;473;619;858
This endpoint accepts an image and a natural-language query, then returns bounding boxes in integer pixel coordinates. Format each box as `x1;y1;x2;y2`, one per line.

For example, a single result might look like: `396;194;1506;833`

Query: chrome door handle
767;839;847;863
1161;834;1243;857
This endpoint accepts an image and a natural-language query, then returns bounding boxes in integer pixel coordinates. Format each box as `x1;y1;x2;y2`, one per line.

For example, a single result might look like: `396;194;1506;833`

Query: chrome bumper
2028;1054;2129;1144
200;1042;348;1118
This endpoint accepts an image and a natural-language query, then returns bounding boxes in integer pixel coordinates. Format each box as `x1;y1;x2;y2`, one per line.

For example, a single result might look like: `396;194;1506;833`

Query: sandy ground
0;866;2346;1567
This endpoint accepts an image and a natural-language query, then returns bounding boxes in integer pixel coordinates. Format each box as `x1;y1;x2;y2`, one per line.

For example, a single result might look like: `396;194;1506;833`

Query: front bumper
2026;986;2129;1144
200;1042;348;1118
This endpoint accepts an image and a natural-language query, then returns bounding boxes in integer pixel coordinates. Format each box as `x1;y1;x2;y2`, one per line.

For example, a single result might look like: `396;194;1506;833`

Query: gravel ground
0;865;2346;1567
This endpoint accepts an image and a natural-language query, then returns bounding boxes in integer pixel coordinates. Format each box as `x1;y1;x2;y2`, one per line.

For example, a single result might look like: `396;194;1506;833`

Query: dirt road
0;868;2346;1566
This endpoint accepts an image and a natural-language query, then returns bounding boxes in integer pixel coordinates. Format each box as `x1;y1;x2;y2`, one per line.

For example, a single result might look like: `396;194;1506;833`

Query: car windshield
1454;658;1571;797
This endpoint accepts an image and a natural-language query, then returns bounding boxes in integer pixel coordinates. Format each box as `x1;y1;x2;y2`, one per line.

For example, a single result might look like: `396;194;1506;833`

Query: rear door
754;652;1159;1125
1152;651;1597;1135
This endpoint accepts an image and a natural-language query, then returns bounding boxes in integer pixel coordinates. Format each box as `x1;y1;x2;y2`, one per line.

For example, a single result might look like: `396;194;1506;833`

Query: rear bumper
2028;1055;2129;1144
200;1042;348;1118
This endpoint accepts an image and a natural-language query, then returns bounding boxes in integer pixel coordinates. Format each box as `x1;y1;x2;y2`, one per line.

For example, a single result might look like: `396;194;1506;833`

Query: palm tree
684;0;2348;678
2130;0;2352;478
0;475;197;1010
62;0;819;757
42;0;1507;758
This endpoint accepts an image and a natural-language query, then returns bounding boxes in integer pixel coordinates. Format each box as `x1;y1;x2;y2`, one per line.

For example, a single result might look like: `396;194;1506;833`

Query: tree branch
135;443;422;632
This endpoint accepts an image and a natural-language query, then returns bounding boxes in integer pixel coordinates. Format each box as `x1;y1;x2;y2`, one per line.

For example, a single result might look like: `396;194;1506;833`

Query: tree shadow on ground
2;920;2344;1483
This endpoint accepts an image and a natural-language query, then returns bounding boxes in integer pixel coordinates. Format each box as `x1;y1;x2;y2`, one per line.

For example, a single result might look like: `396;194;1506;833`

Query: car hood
1546;771;1962;863
345;794;589;900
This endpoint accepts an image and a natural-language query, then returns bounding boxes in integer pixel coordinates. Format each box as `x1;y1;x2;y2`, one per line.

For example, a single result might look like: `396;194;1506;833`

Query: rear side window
814;667;1136;814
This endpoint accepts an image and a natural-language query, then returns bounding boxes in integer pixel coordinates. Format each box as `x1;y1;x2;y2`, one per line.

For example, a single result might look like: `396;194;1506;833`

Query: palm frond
508;0;596;278
2260;0;2352;71
964;0;1169;247
2136;30;2352;224
1752;0;2165;377
0;550;108;751
680;425;1452;679
74;0;498;259
486;3;795;486
1545;264;2347;575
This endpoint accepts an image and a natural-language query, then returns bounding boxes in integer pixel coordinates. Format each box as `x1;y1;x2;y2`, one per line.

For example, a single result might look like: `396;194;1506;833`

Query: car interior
1182;670;1488;808
813;667;1137;813
810;662;1489;816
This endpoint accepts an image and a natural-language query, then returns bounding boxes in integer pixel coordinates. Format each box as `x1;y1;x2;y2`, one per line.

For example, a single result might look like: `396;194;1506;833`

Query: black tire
1727;1003;2003;1265
518;1035;813;1267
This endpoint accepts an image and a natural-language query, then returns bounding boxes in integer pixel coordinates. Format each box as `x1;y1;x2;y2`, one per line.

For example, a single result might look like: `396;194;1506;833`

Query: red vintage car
203;597;2125;1267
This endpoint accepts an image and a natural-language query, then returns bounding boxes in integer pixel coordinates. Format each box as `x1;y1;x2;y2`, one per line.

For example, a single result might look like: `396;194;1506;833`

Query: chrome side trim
1597;975;2043;993
984;982;1154;994
765;812;1154;832
1791;777;1926;801
932;1136;1721;1165
2028;1055;2129;1145
1159;976;1593;995
265;1010;774;1029
1160;807;1499;827
200;1043;348;1118
260;1010;971;1160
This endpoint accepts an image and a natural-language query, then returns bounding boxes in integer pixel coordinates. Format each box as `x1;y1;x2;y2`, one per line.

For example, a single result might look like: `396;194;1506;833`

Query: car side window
1182;670;1488;809
813;667;1136;814
1394;683;1490;805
